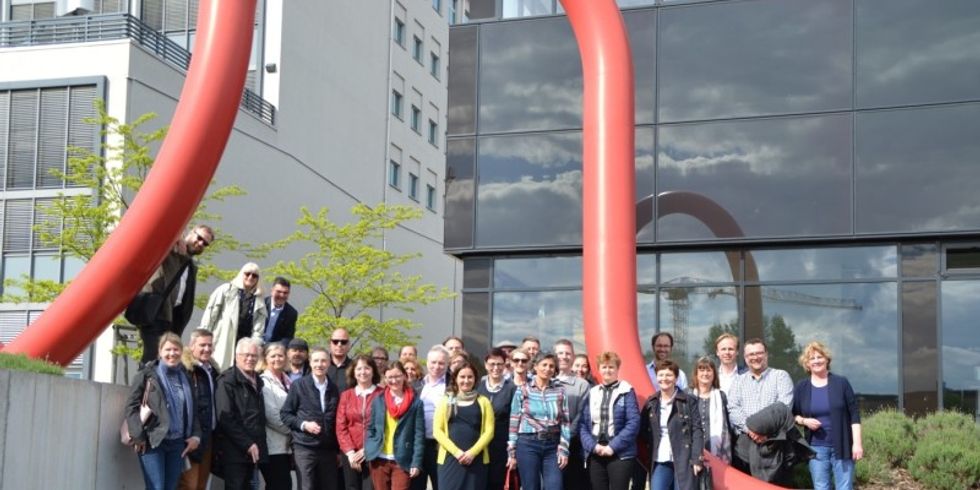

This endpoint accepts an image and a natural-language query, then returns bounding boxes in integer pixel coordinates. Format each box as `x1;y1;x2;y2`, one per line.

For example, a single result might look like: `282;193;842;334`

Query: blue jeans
138;438;185;490
515;434;563;490
809;445;854;490
650;461;675;490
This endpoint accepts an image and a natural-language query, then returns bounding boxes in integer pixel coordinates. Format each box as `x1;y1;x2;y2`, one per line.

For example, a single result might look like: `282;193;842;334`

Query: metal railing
0;13;276;125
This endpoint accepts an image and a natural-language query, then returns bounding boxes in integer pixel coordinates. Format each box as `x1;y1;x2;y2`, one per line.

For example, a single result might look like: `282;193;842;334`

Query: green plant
908;436;980;490
914;410;977;440
855;452;892;486
862;409;916;467
0;352;65;376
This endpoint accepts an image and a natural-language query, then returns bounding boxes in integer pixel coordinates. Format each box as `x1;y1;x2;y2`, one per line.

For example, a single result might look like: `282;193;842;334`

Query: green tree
270;204;455;352
702;320;740;358
701;314;804;381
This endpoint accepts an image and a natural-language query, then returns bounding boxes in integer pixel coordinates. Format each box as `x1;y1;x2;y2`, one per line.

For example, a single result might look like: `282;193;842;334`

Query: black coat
280;374;341;450
185;359;219;462
262;298;297;346
214;366;268;465
640;390;704;490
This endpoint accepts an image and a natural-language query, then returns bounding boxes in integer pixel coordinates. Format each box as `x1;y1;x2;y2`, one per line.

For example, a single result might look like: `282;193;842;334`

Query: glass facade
448;0;980;415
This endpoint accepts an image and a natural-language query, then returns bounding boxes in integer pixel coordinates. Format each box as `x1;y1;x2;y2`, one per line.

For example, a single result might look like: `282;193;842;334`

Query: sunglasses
244;272;259;278
511;358;528;364
331;339;350;345
195;231;212;247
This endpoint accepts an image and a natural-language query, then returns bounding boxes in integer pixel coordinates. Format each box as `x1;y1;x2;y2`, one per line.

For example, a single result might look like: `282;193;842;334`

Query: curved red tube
3;0;257;364
560;0;650;399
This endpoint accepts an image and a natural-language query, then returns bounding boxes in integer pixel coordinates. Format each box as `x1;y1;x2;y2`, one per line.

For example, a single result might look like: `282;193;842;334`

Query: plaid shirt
727;367;794;433
507;380;571;457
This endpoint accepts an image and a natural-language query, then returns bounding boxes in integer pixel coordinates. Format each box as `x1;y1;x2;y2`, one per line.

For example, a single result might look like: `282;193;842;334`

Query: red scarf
385;385;415;420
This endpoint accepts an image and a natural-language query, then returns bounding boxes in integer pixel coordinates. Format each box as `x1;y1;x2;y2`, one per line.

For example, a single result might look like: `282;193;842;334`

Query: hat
494;339;517;349
287;338;309;351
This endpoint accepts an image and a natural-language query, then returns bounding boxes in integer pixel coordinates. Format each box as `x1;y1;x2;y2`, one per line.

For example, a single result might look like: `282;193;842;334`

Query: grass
0;352;65;376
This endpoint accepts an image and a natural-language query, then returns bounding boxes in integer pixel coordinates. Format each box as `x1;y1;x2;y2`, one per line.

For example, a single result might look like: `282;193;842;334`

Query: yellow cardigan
432;395;495;465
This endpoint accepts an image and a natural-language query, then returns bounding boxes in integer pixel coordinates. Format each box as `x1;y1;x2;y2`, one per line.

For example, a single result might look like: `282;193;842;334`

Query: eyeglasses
244;272;259;278
331;339;350;345
194;231;212;247
385;375;404;381
511;358;528;364
373;356;388;362
487;362;505;368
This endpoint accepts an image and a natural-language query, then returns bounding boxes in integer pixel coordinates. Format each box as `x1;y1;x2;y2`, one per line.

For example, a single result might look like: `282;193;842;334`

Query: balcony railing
0;13;276;125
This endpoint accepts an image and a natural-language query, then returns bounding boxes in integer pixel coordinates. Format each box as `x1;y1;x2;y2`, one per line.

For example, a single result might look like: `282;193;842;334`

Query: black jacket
214;366;268;464
185;357;219;461
280;374;341;450
742;402;813;483
125;360;202;449
262;298;297;346
327;357;352;393
640;390;704;490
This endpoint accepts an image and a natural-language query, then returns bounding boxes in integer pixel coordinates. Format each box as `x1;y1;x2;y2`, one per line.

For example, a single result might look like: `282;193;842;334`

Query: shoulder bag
120;378;153;446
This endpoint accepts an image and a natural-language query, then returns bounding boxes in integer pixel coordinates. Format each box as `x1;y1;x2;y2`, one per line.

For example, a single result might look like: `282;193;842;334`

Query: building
0;0;459;380
445;0;980;418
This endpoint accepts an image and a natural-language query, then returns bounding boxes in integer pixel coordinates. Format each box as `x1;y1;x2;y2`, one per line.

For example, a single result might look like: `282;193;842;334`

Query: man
327;328;353;392
262;277;298;346
372;345;390;373
728;338;795;482
134;224;213;365
399;344;418;364
412;345;449;490
520;335;541;360
179;329;220;490
716;333;746;393
280;347;342;490
553;339;591;490
494;339;517;358
646;332;688;391
214;338;267;490
286;338;311;383
443;335;464;357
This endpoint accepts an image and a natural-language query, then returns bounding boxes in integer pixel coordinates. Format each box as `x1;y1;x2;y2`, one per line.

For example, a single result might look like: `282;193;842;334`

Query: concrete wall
0;369;143;488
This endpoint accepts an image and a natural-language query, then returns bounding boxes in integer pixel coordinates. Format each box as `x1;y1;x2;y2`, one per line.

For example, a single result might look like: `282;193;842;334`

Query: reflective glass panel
624;9;656;125
750;282;900;411
1;255;30;297
657;114;852;241
63;256;84;281
658;0;851;122
462;292;491;358
492;290;584;352
856;103;980;234
902;281;938;416
752;246;897;282
619;0;656;7
658;286;739;376
856;0;980;108
661;251;740;285
902;243;937;278
32;254;61;283
447;27;477;135
463;258;491;289
638;289;657;361
636;128;656;243
445;139;476;248
502;0;555;19
476;132;582;247
494;256;582;289
940;280;980;420
637;254;656;285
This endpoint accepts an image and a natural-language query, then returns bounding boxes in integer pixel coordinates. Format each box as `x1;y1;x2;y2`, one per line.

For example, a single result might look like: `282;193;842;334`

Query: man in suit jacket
262;276;298;346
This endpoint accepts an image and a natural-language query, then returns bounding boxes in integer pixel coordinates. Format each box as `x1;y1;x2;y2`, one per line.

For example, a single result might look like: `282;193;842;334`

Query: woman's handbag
504;465;520;490
697;464;714;490
120;380;153;446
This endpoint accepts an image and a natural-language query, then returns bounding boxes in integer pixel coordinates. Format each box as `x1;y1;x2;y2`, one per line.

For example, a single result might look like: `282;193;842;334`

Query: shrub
862;409;916;467
908;436;980;490
0;352;64;376
856;452;892;486
915;410;977;440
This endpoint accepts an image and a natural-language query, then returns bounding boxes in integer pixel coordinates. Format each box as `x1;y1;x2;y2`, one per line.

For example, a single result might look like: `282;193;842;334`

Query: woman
640;359;703;490
507;353;570;490
259;343;292;490
365;361;425;490
572;354;595;386
690;356;732;463
792;342;863;490
338;354;383;490
200;262;268;370
403;359;421;385
477;348;517;490
579;352;639;490
449;352;468;375
125;333;201;490
509;348;531;387
433;360;495;490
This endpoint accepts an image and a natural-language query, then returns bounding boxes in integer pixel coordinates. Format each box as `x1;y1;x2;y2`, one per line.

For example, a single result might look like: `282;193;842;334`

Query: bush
908;436;980;490
0;352;64;376
856;452;893;486
915;410;977;440
862;409;916;467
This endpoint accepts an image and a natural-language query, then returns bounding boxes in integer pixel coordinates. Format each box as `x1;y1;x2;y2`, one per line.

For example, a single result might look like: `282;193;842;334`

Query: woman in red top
337;354;383;490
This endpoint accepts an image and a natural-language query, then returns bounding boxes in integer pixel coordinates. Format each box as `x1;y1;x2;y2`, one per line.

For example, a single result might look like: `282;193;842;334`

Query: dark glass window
445;139;475;248
476;132;582;247
752;246;897;282
945;245;980;272
657;114;852;241
940;280;980;418
636;127;656;243
493;290;584;351
624;9;657;126
856;103;980;234
466;0;496;21
902;243;938;278
902;281;938;416
658;286;739;374
494;256;582;289
463;258;491;289
447;27;478;135
658;0;851;122
462;292;491;357
856;0;980;108
637;254;656;285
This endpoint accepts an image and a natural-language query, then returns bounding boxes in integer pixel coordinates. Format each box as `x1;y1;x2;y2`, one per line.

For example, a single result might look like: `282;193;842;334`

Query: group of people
122;225;863;490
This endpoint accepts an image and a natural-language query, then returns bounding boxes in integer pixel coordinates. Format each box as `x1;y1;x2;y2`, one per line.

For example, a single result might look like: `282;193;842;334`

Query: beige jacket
200;282;267;370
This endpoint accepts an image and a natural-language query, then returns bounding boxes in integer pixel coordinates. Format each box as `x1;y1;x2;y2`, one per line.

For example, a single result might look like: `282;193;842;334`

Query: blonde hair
595;351;621;368
231;262;263;294
799;341;833;372
714;333;739;349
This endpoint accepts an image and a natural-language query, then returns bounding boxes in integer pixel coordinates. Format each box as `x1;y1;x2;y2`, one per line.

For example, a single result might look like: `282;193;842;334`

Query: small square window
428;119;439;147
411;105;421;133
426;184;437;211
409;173;420;200
391;90;403;119
394;18;405;46
413;36;424;63
433;0;441;14
430;53;441;79
389;160;401;189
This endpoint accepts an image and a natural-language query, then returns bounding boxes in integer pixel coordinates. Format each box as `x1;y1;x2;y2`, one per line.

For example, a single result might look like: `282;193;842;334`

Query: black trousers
411;438;439;490
260;454;293;490
138;321;176;365
341;453;373;490
294;445;338;490
563;437;589;490
588;454;635;490
629;458;647;490
222;462;256;490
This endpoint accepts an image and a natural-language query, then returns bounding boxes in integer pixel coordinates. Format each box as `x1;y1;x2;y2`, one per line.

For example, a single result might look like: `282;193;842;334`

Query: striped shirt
507;380;571;457
727;367;794;433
